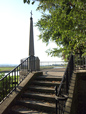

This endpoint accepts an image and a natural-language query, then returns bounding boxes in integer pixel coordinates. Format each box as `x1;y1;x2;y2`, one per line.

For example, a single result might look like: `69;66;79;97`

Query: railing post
55;86;58;114
27;58;28;72
72;55;75;71
34;56;36;71
66;69;68;94
2;78;4;99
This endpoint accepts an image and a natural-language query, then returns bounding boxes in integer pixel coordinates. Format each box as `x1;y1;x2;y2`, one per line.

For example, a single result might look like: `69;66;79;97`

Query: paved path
41;68;66;76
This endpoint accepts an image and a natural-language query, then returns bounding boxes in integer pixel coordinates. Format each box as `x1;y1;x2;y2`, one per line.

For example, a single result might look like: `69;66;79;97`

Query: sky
0;0;62;64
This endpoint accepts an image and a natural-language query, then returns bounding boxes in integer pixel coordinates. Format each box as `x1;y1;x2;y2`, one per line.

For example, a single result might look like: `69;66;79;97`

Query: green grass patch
40;65;66;70
0;67;15;72
40;66;54;70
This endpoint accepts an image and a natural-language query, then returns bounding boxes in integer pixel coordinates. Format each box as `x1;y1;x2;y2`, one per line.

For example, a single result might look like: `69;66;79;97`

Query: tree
23;0;40;4
24;0;86;60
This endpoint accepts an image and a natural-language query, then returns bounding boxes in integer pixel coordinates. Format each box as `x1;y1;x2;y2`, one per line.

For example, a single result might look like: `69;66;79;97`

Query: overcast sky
0;0;62;64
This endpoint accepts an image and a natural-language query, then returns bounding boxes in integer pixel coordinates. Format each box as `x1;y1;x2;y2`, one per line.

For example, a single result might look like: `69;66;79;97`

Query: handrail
58;54;74;96
0;56;35;103
55;54;74;114
0;56;30;81
55;53;86;114
0;57;29;81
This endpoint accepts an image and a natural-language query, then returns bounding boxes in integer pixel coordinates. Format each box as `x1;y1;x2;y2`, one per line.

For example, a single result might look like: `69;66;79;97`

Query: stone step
35;75;62;81
9;73;64;114
27;86;55;94
22;92;55;103
17;100;56;113
32;80;61;87
11;105;49;114
11;110;49;114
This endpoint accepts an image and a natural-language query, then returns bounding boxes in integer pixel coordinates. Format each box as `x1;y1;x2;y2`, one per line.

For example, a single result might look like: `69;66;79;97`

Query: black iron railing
55;53;86;114
74;53;86;70
0;56;35;103
55;54;74;114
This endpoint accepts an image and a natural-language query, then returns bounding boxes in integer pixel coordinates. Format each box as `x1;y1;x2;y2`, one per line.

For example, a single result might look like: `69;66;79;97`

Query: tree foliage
24;0;86;60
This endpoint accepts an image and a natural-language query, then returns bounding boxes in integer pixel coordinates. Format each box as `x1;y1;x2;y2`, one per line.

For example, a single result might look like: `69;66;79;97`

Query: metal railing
0;56;35;104
55;53;86;114
74;54;86;70
55;54;74;114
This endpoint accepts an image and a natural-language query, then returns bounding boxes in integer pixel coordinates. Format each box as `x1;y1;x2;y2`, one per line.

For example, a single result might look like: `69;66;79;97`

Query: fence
0;56;35;104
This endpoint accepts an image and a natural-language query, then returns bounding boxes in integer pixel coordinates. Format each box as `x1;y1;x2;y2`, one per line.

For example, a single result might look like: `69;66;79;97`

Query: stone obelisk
20;11;40;80
28;11;40;71
29;11;34;56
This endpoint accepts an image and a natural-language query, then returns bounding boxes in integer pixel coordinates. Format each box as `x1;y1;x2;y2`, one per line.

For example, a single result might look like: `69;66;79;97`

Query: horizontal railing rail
55;54;74;114
0;56;35;104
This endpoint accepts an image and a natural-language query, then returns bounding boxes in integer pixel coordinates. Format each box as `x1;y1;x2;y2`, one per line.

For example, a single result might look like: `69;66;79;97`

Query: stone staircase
10;74;63;114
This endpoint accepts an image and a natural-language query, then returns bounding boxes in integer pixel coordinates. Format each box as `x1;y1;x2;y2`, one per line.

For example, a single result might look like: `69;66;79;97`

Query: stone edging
64;73;76;114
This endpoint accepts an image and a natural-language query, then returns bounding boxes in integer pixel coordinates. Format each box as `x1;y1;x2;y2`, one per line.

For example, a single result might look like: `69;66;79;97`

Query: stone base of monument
19;56;40;81
28;56;40;71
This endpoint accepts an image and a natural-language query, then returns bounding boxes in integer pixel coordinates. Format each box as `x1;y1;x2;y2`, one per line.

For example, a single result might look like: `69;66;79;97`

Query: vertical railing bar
15;69;16;90
66;69;68;94
23;62;25;71
5;76;7;96
25;60;27;75
55;86;58;114
12;71;13;90
27;58;28;73
58;101;60;114
26;60;27;75
33;57;36;71
17;67;18;85
25;59;26;74
9;74;10;94
19;65;21;83
2;78;4;99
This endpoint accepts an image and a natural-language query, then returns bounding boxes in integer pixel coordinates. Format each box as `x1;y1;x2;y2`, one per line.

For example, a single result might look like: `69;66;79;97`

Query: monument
29;11;34;56
28;11;40;71
21;11;40;72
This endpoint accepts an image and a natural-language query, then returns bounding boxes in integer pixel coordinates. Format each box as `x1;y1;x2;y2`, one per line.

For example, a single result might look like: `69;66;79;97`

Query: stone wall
67;71;86;114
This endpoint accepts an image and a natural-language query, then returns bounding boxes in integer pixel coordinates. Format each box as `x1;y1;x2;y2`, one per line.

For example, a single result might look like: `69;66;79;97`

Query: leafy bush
0;73;5;79
0;75;19;102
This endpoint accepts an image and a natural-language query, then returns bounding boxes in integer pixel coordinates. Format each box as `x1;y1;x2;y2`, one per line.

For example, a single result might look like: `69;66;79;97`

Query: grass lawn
40;65;66;70
40;66;54;69
0;67;15;72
